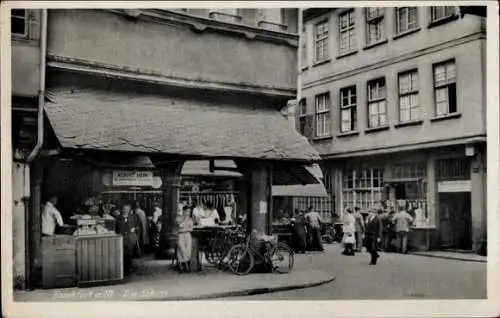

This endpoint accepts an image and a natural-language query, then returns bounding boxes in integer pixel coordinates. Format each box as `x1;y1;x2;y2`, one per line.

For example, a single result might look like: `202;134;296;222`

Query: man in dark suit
364;206;383;265
115;203;140;275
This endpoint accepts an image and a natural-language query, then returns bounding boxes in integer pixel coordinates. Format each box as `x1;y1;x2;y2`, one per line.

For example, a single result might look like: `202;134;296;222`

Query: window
398;70;420;122
315;93;331;137
12;9;27;36
209;8;242;23
314;20;329;62
256;9;287;31
365;8;385;45
436;158;471;181
342;168;384;210
297;98;307;136
340;86;357;132
396;7;418;33
430;6;456;22
367;78;387;128
433;60;457;116
339;10;356;54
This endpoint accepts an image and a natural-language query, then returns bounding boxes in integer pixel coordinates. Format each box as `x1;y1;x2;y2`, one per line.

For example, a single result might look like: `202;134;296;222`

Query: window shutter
304;115;315;139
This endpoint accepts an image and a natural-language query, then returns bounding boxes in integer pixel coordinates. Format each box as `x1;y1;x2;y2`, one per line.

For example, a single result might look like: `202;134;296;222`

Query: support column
157;161;184;259
471;149;486;253
249;162;272;234
28;159;44;289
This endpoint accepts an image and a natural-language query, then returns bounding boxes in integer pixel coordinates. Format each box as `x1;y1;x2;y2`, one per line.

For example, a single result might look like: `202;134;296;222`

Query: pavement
411;250;487;263
13;244;487;302
228;244;487;300
13;249;336;302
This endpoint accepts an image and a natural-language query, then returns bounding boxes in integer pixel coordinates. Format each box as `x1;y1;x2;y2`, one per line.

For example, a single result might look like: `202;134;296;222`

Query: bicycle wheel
270;243;294;274
213;239;233;266
226;244;254;275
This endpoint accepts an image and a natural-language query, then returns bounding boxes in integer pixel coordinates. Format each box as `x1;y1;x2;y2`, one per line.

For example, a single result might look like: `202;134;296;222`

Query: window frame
314;93;332;138
314;19;330;63
341;168;385;211
339;9;356;55
339;85;357;133
433;60;457;117
365;8;385;45
367;77;387;129
298;98;307;136
11;9;28;38
398;69;420;122
430;6;457;23
396;7;419;34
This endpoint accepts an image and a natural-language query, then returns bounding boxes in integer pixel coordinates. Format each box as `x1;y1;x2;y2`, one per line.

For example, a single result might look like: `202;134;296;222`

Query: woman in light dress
176;205;194;273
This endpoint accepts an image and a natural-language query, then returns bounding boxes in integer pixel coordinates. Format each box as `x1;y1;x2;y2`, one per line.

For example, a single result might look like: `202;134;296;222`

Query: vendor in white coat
342;208;356;255
42;195;64;236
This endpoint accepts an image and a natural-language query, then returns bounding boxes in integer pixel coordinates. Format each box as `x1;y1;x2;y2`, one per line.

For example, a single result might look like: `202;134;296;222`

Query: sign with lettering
259;200;267;214
112;170;153;187
438;180;471;193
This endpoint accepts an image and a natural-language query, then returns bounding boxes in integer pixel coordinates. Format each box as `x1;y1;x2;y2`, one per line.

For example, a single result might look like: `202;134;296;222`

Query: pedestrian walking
290;209;307;253
115;203;140;275
134;201;149;256
383;203;396;252
342;208;356;255
176;205;194;273
364;207;383;265
305;206;324;252
392;200;414;254
354;207;365;252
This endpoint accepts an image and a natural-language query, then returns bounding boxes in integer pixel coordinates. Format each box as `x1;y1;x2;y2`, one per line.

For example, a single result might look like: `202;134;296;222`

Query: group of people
341;200;415;265
290;206;325;253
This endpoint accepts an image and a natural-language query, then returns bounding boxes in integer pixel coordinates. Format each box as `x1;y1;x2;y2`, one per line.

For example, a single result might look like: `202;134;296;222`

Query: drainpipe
27;9;48;163
24;9;47;290
296;8;303;114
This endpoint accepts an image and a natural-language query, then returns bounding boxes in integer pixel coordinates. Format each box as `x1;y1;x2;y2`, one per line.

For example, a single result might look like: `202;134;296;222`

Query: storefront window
341;168;384;211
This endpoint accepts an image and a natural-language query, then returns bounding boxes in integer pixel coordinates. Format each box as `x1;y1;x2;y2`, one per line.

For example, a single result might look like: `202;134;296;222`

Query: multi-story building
11;9;45;290
299;6;487;252
11;8;322;290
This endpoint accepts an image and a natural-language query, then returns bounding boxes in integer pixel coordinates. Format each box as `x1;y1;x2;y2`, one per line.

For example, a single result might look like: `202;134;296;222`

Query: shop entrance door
438;192;472;250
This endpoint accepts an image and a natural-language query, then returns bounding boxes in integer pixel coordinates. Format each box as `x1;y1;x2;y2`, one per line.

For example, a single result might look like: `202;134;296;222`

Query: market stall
41;215;123;289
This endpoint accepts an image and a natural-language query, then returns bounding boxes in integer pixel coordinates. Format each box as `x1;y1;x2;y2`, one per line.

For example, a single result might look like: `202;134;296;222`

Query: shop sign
438;180;471;193
259;200;267;214
112;170;153;187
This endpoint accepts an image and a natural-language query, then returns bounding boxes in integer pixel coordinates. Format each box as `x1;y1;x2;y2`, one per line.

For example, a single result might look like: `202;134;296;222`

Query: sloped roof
44;88;320;162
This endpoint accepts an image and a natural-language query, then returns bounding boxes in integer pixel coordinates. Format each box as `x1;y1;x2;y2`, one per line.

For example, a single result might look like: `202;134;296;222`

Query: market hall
30;75;320;289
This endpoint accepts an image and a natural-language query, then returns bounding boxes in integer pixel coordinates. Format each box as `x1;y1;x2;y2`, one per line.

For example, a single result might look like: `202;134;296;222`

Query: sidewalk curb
411;252;487;263
139;275;337;301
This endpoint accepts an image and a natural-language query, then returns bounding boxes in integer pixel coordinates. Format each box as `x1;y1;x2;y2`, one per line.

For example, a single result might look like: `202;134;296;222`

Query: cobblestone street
227;244;487;300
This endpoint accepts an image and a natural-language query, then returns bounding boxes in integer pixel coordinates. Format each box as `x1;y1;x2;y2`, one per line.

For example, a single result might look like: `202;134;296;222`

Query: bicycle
204;226;244;266
224;232;294;275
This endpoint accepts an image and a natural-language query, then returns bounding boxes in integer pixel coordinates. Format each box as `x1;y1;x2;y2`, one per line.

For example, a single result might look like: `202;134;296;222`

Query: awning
180;160;320;186
272;183;328;197
272;164;326;195
45;88;319;162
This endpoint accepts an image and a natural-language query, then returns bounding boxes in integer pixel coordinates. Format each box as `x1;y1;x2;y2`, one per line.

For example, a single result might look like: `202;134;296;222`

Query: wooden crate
76;234;123;287
42;235;76;289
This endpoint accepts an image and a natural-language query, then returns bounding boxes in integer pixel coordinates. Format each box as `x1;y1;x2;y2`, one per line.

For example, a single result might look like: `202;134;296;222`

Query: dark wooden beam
460;6;487;17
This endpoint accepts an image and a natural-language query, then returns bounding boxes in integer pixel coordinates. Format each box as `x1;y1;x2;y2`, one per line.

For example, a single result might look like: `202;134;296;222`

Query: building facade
299;6;487;252
11;8;322;290
11;9;45;290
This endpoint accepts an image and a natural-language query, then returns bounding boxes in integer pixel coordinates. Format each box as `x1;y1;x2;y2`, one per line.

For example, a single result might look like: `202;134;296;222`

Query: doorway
438;192;472;250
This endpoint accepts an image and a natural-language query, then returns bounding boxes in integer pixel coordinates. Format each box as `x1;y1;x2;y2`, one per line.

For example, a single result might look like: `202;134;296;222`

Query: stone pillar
157;161;184;259
12;162;27;289
28;159;44;289
470;149;486;252
249;162;271;234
